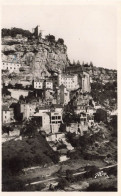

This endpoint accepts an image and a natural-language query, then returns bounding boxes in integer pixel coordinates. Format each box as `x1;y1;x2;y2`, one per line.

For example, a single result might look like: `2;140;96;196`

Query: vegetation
2;134;59;176
57;38;64;45
45;34;55;42
3;50;15;55
2;27;32;38
86;178;117;191
94;109;107;123
63;112;80;125
2;125;13;135
91;81;117;108
57;178;69;189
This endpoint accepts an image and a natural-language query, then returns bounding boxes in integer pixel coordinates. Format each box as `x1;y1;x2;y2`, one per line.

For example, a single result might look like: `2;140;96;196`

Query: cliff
2;38;70;79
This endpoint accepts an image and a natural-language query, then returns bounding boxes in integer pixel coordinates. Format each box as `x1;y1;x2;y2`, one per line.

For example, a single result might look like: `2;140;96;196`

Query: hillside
2;134;59;175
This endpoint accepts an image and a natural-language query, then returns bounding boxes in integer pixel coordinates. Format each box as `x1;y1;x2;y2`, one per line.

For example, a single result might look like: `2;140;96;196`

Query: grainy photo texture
1;2;117;192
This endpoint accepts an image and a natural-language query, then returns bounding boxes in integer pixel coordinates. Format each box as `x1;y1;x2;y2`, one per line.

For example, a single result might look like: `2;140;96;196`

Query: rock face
2;38;70;79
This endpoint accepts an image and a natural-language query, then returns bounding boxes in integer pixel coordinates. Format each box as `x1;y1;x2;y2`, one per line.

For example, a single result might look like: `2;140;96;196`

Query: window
52;116;55;120
58;121;61;123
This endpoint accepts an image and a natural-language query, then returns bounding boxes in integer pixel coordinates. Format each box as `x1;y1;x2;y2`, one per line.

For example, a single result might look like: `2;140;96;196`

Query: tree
15;83;23;89
77;60;81;65
73;60;76;66
90;61;93;67
94;109;107;123
2;125;12;135
57;38;64;45
45;34;55;42
2;27;32;38
59;123;66;132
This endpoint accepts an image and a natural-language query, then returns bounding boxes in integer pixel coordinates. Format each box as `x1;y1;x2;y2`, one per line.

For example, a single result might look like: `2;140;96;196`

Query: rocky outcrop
2;38;70;79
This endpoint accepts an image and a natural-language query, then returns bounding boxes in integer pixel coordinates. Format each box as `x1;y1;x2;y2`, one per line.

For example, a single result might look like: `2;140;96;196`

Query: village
2;26;117;191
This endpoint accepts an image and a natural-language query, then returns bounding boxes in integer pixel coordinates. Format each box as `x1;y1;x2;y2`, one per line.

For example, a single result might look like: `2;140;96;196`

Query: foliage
57;38;64;45
63;112;80;125
3;50;15;55
15;83;23;89
91;81;117;107
2;125;13;135
84;165;99;178
2;179;25;191
45;34;55;42
2;28;32;38
2;134;59;177
94;109;107;123
20;118;42;137
86;178;117;191
59;123;66;132
2;86;11;96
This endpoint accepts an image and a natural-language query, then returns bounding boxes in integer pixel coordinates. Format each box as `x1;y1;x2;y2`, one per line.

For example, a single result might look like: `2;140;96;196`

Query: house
33;113;50;133
57;84;70;105
44;88;54;102
32;106;51;133
79;72;91;93
20;103;36;119
50;111;62;133
80;112;87;125
2;61;22;73
44;79;53;90
2;105;15;124
58;72;79;91
33;79;43;89
74;105;87;114
86;106;96;125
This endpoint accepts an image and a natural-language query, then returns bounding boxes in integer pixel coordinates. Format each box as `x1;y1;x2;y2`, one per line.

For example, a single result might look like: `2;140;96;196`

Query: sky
1;3;118;69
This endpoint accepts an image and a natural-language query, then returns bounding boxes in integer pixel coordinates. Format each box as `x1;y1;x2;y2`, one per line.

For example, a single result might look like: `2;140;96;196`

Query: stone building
2;61;22;73
58;72;79;91
57;84;70;105
20;103;36;119
33;79;44;89
2;105;14;124
50;111;62;133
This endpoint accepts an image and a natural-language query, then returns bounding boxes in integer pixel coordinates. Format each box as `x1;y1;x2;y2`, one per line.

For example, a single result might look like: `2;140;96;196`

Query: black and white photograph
1;0;119;192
